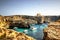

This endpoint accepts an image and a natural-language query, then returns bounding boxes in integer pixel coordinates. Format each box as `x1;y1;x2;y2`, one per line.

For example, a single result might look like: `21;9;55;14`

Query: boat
30;26;37;31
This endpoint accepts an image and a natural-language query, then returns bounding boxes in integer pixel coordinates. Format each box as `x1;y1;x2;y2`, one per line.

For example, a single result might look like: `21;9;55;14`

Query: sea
13;23;48;40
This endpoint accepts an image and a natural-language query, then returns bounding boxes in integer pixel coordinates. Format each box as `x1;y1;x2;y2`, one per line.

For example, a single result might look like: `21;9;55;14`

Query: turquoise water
13;23;48;40
13;28;29;33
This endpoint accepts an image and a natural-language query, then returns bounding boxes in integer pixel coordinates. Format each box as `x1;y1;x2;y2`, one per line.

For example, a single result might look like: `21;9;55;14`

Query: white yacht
30;26;37;31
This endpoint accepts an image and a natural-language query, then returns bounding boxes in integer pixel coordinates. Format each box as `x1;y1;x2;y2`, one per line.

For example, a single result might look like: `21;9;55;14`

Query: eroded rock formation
43;21;60;40
0;16;10;28
0;27;35;40
0;15;37;28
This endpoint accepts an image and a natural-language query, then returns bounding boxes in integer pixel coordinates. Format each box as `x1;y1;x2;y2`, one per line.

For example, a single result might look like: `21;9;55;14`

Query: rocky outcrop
0;16;10;28
0;15;31;28
0;27;35;40
43;21;60;40
0;21;9;28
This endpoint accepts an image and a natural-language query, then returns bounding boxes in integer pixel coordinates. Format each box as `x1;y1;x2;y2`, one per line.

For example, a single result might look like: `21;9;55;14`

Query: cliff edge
43;21;60;40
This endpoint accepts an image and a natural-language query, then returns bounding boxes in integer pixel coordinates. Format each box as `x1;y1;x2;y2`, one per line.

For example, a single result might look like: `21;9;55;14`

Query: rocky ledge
43;21;60;40
0;15;37;28
0;27;35;40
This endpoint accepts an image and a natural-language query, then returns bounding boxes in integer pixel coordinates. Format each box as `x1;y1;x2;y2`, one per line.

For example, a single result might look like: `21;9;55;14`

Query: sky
0;0;60;16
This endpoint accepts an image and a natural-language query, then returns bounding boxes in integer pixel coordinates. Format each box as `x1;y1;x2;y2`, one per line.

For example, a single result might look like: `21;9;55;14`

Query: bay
13;23;48;40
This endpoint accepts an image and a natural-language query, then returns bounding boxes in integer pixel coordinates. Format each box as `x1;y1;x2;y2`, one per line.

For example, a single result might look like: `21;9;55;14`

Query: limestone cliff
43;21;60;40
0;27;35;40
0;16;10;28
